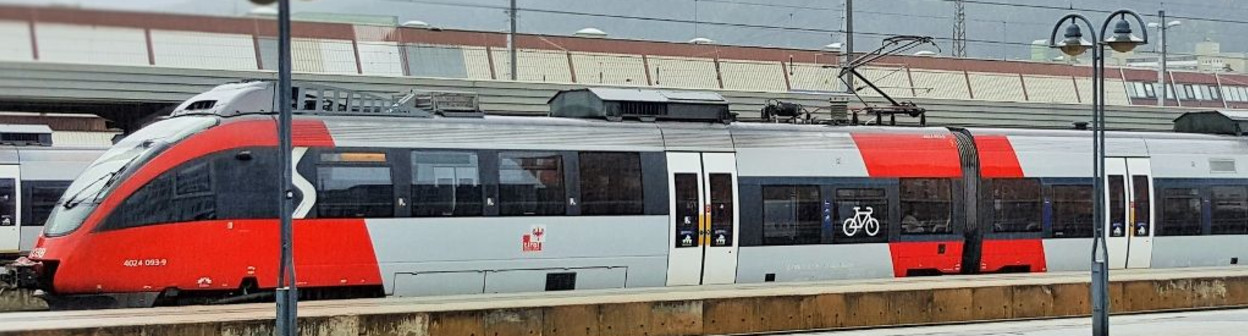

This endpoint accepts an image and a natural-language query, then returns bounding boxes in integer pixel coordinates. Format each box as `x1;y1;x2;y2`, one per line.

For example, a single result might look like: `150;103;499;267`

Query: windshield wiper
61;171;117;209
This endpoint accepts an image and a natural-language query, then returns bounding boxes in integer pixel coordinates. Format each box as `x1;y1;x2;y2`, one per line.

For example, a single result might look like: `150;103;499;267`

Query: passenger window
1159;188;1203;236
833;188;888;243
987;179;1042;233
1050;185;1094;238
1211;186;1248;235
316;152;394;218
171;160;216;222
411;151;482;217
22;181;70;226
899;179;953;235
761;185;821;245
578;152;643;215
499;152;565;216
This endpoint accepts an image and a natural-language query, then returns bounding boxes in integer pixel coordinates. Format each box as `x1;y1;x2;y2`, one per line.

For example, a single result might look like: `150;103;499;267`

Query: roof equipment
548;87;735;124
1173;110;1248;135
829;35;937;126
0;124;52;146
170;81;482;118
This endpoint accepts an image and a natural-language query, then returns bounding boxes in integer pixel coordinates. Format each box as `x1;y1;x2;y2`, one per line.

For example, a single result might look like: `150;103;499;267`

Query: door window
0;179;13;227
1131;176;1151;236
673;173;699;248
1108;175;1126;237
708;173;733;247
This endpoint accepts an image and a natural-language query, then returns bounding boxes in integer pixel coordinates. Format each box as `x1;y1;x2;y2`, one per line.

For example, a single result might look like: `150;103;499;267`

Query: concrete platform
797;308;1248;336
2;267;1248;336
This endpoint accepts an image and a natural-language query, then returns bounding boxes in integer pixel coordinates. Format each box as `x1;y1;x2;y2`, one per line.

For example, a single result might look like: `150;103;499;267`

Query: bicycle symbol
842;206;880;237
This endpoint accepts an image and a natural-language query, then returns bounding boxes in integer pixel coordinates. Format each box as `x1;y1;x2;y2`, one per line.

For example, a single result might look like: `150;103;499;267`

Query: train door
665;152;739;286
1105;157;1153;269
0;165;18;255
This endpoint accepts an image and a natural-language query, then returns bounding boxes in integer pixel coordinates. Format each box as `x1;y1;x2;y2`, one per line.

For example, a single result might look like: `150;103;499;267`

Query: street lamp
250;0;297;335
1148;11;1182;106
1048;9;1148;336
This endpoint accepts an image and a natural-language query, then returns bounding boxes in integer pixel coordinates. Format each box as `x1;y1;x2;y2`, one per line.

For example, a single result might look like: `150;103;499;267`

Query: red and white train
14;82;1248;308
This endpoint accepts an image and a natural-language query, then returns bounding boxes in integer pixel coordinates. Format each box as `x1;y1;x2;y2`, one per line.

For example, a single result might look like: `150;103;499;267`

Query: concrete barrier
4;268;1248;336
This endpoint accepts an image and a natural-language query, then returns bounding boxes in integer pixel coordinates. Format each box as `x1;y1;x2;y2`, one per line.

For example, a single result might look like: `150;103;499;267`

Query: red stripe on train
888;241;964;276
851;133;962;178
979;239;1047;273
973;135;1025;178
52;219;382;293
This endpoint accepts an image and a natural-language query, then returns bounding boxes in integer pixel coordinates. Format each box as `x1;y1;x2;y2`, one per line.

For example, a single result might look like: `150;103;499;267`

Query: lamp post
248;0;297;335
1048;9;1147;336
1148;12;1181;106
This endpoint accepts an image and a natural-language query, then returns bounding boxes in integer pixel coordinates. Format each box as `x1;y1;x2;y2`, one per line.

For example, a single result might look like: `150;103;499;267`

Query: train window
1159;188;1202;236
1108;175;1126;237
987;179;1042;233
106;175;175;230
1050;185;1094;238
761;185;821;245
833;188;888;243
1132;176;1151;236
100;159;221;231
213;148;280;219
708;174;734;246
498;152;565;216
1211;186;1248;235
899;179;953;235
316;166;394;218
0;179;13;227
673;173;699;248
578;152;643;215
411;151;482;217
170;160;217;222
22;181;71;226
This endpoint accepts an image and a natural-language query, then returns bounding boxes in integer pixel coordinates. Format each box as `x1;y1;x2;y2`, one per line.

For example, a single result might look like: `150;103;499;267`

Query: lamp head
1104;18;1146;53
1054;23;1092;56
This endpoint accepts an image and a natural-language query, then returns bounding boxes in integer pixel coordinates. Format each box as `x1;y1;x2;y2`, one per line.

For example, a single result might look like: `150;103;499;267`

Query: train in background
13;82;1248;309
0;124;109;259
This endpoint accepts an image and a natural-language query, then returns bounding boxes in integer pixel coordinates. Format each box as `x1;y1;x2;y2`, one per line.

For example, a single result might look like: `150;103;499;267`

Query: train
13;81;1248;309
0;125;106;260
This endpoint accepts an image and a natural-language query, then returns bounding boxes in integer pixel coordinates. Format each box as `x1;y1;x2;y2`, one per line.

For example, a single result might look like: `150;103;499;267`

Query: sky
1;0;1243;60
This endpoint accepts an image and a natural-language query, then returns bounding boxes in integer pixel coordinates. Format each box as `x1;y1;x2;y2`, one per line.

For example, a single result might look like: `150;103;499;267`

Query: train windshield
43;116;218;237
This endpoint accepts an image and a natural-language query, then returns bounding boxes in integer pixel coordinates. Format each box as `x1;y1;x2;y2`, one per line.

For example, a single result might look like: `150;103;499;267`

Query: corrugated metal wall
0;61;1190;132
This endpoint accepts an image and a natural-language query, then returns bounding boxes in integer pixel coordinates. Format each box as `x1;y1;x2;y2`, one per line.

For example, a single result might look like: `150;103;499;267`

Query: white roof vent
401;20;432;29
823;43;843;52
689;37;714;44
913;50;938;57
248;6;278;17
575;27;607;38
